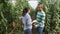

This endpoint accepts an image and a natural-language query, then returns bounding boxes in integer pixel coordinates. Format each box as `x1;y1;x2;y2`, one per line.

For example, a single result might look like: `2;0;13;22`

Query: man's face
38;5;43;11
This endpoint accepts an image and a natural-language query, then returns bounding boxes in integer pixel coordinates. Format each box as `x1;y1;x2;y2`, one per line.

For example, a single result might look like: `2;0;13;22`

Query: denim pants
37;27;44;34
24;29;32;34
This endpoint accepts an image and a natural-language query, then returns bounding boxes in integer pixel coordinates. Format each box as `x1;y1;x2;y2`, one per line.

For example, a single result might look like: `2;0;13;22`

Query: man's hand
32;20;37;24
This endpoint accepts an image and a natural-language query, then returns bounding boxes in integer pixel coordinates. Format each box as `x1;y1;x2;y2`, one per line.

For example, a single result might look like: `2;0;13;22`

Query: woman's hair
22;7;30;16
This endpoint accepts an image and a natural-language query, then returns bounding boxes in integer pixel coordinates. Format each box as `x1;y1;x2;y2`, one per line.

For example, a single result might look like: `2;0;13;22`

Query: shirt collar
38;10;43;12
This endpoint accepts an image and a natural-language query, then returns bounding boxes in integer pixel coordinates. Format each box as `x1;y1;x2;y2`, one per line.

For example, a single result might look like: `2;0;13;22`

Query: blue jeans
37;27;44;34
24;29;32;34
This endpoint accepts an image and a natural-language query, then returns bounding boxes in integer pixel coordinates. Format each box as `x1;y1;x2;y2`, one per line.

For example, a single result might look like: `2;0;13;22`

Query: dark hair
22;7;30;16
38;4;43;8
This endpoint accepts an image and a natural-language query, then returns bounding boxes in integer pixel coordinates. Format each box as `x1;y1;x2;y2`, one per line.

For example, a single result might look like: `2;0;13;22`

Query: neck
39;10;42;12
38;10;43;12
27;13;29;14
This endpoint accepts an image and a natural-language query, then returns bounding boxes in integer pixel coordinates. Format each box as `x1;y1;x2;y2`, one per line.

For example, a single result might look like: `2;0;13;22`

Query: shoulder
42;11;45;15
25;13;30;19
42;11;45;13
42;11;46;16
26;13;30;17
37;12;41;15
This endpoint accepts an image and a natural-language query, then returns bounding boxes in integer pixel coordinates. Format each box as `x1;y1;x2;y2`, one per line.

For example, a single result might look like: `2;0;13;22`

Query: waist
35;22;45;27
24;25;32;30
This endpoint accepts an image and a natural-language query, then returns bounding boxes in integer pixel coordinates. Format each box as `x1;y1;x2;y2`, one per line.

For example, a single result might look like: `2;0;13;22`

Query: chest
37;12;44;18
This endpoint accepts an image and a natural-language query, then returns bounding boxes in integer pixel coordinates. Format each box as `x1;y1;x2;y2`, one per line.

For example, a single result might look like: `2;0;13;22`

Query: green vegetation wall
0;0;29;34
38;0;60;34
0;0;60;34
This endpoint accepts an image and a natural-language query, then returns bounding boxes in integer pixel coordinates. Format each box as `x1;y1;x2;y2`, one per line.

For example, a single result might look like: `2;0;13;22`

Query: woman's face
28;9;30;14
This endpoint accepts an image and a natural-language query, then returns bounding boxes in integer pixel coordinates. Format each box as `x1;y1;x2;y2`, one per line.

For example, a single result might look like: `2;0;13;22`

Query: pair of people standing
21;4;46;34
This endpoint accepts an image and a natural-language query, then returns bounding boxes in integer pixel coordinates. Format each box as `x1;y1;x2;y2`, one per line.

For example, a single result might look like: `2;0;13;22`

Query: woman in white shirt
21;7;32;34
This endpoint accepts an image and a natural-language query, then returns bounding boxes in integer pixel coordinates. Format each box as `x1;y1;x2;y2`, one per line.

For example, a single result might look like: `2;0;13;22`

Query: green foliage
0;0;29;34
39;0;60;34
0;0;60;34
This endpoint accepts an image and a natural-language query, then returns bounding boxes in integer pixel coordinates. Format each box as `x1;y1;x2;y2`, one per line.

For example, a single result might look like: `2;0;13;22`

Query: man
35;4;46;34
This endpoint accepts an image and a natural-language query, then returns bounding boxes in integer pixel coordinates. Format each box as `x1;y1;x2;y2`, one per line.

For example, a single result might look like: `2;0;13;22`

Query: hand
32;20;37;22
32;20;37;24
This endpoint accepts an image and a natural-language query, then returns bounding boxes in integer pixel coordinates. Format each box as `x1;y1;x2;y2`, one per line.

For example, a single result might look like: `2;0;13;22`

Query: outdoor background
0;0;60;34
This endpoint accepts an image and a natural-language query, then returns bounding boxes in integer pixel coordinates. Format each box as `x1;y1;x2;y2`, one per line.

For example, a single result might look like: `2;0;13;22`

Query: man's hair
38;4;43;8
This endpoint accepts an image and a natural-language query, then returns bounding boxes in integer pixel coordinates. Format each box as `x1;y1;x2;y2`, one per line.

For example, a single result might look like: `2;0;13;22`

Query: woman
21;7;32;34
